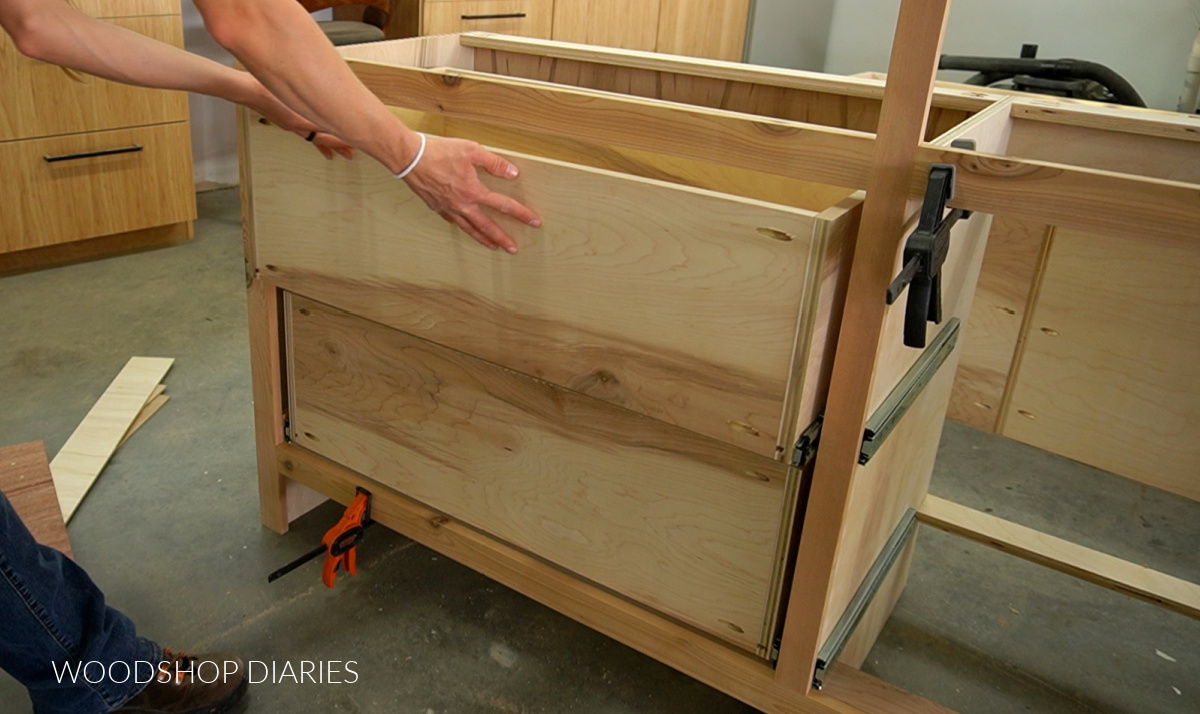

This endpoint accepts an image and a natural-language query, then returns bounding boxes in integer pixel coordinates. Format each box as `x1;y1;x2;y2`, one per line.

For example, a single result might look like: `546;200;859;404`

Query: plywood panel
76;0;181;17
287;296;791;653
656;0;751;62
0;123;195;252
551;0;660;51
250;120;823;458
0;15;188;142
1003;228;1200;502
948;217;1051;430
1008;119;1200;185
50;357;174;521
0;442;73;557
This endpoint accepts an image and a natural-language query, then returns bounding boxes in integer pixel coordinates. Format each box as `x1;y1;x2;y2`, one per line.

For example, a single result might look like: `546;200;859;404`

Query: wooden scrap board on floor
50;356;173;522
1;441;73;557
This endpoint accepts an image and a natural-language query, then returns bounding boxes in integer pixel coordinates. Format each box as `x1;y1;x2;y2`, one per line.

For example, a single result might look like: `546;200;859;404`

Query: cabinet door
656;0;750;61
551;0;660;52
0;15;188;141
423;0;553;38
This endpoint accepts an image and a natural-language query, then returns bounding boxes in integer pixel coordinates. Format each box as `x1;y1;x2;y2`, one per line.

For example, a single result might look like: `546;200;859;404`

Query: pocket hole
1018;410;1036;420
756;227;794;242
1041;327;1060;336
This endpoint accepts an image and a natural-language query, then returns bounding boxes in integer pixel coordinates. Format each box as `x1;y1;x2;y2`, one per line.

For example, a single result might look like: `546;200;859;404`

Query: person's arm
0;0;351;159
194;0;539;253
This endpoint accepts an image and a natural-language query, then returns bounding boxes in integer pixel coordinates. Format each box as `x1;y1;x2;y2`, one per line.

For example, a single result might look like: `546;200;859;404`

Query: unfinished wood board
775;0;954;686
250;121;830;459
336;32;473;69
286;296;793;654
51;357;173;521
919;495;1200;620
437;114;855;211
948;217;1051;431
0;442;73;557
117;391;169;448
1002;228;1200;502
1010;100;1200;144
346;60;879;191
1007;119;1200;184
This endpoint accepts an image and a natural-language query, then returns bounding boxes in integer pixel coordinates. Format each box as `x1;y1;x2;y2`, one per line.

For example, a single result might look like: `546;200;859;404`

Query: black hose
939;55;1146;107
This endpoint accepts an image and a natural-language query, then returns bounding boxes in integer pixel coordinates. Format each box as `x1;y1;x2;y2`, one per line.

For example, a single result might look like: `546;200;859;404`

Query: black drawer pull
461;12;526;20
43;145;144;163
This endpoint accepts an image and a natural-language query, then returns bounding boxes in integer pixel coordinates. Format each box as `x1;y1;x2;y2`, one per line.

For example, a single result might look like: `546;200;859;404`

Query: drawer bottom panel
284;293;794;653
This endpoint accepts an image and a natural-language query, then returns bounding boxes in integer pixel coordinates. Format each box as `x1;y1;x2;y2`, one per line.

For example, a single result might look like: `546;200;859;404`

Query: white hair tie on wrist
393;133;427;180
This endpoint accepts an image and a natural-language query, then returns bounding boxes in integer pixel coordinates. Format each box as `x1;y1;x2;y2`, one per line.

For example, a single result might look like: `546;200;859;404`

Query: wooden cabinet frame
239;5;1200;711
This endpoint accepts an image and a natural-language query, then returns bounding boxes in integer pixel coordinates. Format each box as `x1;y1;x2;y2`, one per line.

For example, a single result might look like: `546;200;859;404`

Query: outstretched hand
401;137;542;254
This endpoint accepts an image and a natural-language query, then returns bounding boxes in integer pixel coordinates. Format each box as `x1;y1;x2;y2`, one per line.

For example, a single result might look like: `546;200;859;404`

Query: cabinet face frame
242;30;1200;714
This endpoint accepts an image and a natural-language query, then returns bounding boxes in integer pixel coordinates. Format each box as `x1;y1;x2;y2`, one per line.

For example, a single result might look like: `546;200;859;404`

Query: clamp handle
320;489;373;588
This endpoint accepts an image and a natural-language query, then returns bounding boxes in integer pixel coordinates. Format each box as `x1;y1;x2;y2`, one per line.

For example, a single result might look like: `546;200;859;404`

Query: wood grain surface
919;495;1200;620
0;442;73;557
286;296;793;653
1002;228;1200;502
551;0;661;51
0;123;196;253
50;357;173;521
250;120;824;457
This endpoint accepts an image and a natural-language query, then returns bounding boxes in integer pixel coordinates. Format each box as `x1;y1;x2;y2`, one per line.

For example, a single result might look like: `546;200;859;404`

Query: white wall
182;1;237;186
182;3;330;186
746;0;838;72
823;0;1200;111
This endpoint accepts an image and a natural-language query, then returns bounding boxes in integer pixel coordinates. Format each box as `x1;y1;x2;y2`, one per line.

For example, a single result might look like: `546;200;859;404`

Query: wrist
385;127;425;176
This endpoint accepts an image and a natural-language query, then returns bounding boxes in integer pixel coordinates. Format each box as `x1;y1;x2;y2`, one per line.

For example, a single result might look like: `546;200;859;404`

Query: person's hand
402;136;542;254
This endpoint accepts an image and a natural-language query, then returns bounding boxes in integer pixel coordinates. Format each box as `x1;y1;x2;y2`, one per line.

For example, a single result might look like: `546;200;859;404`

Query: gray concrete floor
1;188;1197;713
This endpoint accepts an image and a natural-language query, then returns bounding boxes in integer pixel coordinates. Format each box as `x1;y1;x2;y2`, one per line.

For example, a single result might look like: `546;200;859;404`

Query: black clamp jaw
885;160;972;349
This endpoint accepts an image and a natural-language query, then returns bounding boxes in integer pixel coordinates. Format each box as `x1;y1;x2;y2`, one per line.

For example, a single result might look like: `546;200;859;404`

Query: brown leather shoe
115;650;248;714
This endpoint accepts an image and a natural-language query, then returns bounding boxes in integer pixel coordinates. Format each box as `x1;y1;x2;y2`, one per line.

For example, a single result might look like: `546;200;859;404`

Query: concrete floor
1;188;1197;713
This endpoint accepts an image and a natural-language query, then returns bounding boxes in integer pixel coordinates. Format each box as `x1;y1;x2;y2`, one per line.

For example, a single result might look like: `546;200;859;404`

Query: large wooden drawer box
242;33;993;660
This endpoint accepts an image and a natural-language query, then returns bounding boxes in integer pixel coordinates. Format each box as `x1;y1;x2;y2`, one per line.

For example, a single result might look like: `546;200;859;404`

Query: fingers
476;146;519;179
463;207;519;254
447;212;501;251
317;145;334;160
481;191;541;228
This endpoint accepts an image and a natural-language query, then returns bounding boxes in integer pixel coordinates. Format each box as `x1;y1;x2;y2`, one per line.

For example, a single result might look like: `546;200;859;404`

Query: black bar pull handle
44;145;144;163
461;12;526;20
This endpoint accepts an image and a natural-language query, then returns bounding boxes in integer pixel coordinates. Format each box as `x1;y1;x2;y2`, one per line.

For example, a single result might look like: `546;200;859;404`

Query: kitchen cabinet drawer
0;122;195;253
423;0;553;38
0;14;188;141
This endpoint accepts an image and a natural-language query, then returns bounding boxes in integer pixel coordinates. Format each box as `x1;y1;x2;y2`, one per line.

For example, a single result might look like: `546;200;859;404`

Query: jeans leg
0;491;159;714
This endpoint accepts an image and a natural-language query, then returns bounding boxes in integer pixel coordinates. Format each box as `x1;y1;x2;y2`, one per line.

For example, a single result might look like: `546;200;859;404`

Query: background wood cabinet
0;0;195;272
383;0;750;61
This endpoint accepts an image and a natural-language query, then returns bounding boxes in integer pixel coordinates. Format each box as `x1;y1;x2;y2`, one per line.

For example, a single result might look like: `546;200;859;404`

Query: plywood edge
276;441;877;714
927;96;1014;153
1010;99;1200;144
335;32;474;68
917;495;1200;620
458;32;994;114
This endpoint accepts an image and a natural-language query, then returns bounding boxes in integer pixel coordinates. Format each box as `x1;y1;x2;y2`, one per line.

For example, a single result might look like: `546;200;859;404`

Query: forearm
5;1;262;108
196;0;420;173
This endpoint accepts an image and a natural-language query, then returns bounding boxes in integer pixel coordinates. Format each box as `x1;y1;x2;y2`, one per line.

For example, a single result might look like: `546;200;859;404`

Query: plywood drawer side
423;0;553;38
0;15;189;142
285;295;791;652
76;0;183;18
0;123;195;253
